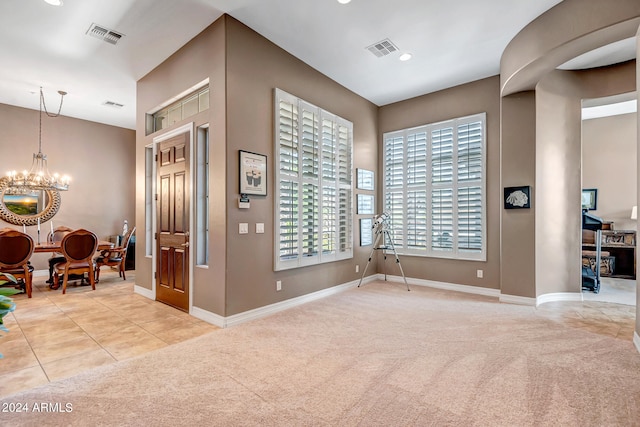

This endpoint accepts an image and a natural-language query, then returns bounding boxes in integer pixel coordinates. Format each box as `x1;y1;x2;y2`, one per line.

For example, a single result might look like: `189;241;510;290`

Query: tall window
383;113;486;261
195;125;209;266
275;89;353;271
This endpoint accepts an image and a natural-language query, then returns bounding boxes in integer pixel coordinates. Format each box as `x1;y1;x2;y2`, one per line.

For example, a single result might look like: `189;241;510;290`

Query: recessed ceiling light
44;0;63;5
399;53;413;61
337;0;351;4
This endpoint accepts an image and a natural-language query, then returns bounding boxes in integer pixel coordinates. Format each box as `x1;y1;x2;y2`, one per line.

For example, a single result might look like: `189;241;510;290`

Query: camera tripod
357;218;410;291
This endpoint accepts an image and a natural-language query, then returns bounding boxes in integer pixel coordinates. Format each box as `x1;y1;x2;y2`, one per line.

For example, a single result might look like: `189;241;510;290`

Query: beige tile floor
0;270;219;398
0;273;636;399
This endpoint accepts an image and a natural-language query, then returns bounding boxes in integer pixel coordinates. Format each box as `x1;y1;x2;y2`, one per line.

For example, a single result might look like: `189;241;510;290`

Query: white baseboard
192;274;377;328
379;274;501;298
134;284;154;300
499;294;537;305
536;292;583;306
191;306;226;328
634;331;640;355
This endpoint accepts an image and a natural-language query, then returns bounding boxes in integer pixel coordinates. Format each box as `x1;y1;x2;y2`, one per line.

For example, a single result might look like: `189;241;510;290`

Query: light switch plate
239;223;249;234
256;223;264;234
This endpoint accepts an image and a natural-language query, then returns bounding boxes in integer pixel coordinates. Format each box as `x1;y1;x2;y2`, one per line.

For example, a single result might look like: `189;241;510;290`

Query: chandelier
6;87;71;193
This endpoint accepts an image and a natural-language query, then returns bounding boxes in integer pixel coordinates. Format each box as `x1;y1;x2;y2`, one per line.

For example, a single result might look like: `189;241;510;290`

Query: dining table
33;240;115;253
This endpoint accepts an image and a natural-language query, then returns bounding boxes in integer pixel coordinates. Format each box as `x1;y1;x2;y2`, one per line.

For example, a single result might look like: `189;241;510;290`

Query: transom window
383;113;486;261
274;89;353;271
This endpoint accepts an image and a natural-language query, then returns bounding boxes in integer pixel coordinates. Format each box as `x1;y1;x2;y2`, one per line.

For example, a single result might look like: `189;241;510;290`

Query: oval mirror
0;177;61;226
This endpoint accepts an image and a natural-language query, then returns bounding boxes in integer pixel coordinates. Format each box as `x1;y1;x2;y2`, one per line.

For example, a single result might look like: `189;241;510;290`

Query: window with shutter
382;113;486;261
274;89;353;270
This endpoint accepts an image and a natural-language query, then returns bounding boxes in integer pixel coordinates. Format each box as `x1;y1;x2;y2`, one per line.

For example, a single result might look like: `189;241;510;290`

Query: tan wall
377;77;501;289
535;71;584;296
224;17;379;315
136;16;378;317
0;103;135;270
500;92;536;298
136;18;227;315
582;113;637;230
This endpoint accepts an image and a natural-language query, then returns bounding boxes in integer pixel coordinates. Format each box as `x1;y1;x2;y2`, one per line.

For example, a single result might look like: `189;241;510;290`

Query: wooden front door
156;132;190;312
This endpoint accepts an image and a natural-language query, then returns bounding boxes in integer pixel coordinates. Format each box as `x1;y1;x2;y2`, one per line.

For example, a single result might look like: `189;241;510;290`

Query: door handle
181;242;190;247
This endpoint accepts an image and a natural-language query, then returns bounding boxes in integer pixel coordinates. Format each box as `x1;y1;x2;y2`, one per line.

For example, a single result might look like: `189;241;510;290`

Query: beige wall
500;91;536;298
535;71;584;296
0;103;135;270
582;113;637;230
377;77;501;289
136;16;378;317
224;18;379;315
136;17;227;315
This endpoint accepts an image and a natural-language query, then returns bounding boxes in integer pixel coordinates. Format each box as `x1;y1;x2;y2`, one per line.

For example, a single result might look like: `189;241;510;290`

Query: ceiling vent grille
366;39;399;58
103;100;124;108
86;23;124;45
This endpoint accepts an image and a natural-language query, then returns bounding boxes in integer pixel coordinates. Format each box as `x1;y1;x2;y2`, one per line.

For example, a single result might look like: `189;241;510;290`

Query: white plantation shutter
275;89;353;270
383;113;486;260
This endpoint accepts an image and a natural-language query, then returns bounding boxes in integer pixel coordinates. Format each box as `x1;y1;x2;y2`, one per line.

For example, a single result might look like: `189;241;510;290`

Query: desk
582;230;636;279
34;241;114;253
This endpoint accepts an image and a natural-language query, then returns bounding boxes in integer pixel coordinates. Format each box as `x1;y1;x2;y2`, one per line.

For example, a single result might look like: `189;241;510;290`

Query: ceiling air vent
86;23;125;45
103;100;124;108
366;38;399;58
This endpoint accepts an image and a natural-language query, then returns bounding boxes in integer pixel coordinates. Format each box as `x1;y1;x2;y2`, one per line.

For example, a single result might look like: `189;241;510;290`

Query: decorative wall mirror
0;177;61;226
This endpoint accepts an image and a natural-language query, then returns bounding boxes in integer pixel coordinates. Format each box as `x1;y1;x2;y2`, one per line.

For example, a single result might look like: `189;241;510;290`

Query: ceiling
0;0;635;130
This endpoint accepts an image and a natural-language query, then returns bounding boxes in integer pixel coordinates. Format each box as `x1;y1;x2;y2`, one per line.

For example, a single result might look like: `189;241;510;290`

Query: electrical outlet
356;265;359;273
477;269;483;279
276;280;282;291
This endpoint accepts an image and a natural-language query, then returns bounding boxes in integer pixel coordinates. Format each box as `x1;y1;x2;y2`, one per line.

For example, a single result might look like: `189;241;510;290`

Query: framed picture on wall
357;169;375;190
504;186;531;209
239;150;267;196
581;188;598;211
357;194;375;215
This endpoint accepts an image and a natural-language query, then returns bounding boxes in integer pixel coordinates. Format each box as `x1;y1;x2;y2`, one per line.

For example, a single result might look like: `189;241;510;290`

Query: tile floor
0;273;637;399
0;270;219;398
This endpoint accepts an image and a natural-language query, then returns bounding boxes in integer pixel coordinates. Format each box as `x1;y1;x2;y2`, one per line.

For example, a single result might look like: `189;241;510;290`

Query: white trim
134;284;154;300
499;294;536;306
380;274;500;298
191;306;226;328
191;275;378;328
536;292;583;306
634;331;640;354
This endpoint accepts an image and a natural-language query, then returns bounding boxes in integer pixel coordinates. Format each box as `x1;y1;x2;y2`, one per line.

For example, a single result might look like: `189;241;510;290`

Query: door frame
150;122;195;312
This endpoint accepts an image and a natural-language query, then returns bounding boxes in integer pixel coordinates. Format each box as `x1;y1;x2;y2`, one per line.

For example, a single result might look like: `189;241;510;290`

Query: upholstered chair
95;227;135;283
53;229;98;295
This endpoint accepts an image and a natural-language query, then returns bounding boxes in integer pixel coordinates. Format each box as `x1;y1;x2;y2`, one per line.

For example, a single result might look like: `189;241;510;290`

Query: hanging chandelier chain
40;87;65;118
37;87;66;155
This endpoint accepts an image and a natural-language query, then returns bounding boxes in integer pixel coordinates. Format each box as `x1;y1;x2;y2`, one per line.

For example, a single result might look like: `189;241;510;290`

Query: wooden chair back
0;229;35;298
60;229;98;263
0;229;34;269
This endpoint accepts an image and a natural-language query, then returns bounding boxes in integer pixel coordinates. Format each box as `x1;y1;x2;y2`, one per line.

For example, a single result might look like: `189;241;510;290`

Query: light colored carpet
1;281;639;426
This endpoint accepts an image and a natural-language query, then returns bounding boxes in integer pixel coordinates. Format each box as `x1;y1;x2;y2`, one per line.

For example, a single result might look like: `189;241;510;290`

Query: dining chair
53;228;98;294
46;225;74;286
95;226;136;283
0;229;35;298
